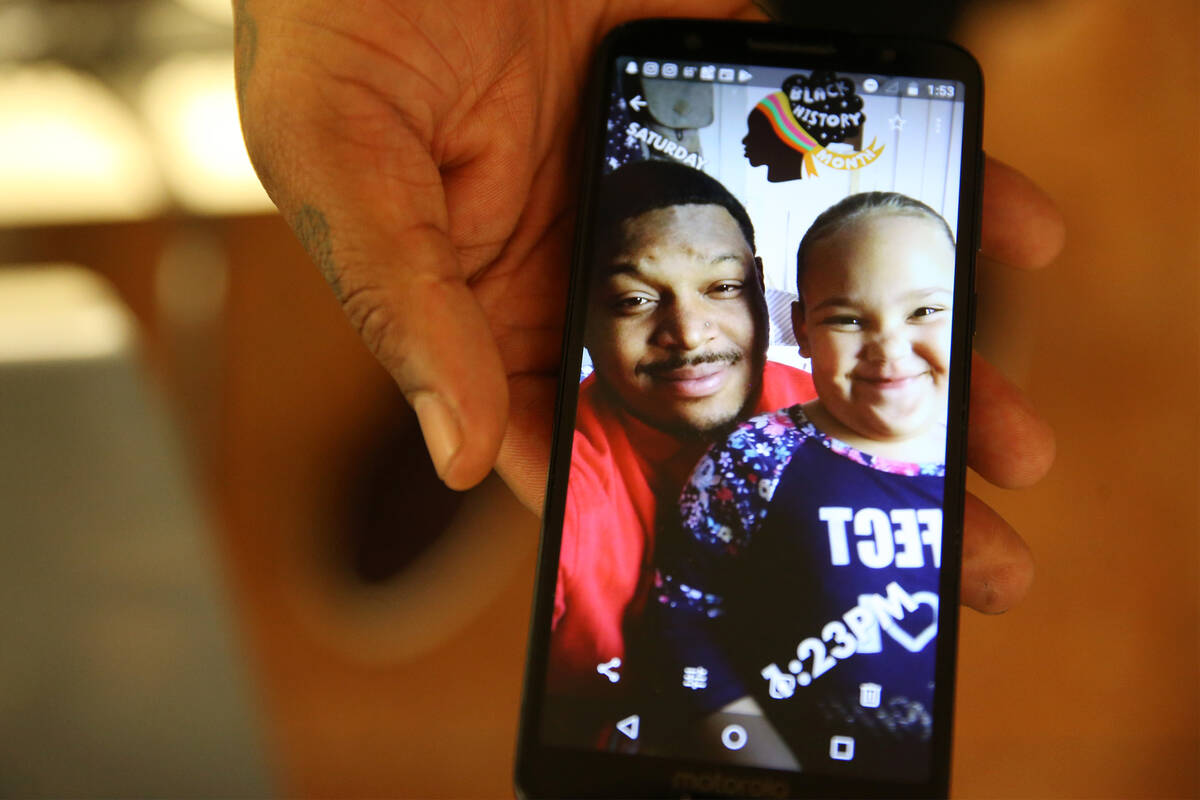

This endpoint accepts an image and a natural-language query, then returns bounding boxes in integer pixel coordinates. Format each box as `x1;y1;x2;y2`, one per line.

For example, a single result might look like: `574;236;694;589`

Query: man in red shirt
548;162;817;707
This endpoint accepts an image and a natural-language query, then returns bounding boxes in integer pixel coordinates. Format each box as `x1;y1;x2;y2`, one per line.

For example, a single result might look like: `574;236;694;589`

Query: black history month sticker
743;71;884;182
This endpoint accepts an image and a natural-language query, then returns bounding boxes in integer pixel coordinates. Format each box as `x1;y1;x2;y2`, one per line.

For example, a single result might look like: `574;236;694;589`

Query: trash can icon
859;682;882;708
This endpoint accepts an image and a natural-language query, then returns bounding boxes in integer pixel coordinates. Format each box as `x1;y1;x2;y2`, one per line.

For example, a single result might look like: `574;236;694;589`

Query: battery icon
906;82;920;97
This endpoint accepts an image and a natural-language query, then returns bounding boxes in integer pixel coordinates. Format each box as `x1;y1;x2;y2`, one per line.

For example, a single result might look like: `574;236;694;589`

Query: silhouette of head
744;75;866;183
742;91;819;183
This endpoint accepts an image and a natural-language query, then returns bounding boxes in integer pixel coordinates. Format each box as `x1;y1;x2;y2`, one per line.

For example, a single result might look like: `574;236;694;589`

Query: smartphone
516;19;982;798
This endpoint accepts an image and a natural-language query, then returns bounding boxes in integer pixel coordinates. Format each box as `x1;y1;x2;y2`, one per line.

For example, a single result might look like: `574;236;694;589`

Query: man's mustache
637;350;743;378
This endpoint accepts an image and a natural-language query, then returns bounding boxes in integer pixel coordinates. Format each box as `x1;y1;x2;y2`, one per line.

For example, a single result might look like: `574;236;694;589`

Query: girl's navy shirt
653;405;946;777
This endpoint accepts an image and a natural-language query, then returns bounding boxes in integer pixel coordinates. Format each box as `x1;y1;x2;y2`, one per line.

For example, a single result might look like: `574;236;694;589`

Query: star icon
889;114;906;132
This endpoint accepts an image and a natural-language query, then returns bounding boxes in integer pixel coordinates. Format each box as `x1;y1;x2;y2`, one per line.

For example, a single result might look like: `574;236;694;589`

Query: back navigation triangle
616;714;640;740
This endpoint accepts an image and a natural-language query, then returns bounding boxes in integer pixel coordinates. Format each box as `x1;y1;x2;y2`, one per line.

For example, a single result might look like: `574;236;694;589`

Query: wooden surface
4;0;1196;796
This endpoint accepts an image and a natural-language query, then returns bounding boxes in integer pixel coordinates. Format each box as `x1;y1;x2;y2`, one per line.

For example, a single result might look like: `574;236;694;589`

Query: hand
235;1;1063;613
960;160;1063;612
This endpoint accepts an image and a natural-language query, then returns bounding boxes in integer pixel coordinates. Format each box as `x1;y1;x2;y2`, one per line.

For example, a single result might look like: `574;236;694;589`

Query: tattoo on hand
292;204;343;301
233;0;257;107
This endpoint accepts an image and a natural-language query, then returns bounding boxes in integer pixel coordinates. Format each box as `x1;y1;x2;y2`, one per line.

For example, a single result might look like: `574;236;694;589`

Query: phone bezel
516;18;984;799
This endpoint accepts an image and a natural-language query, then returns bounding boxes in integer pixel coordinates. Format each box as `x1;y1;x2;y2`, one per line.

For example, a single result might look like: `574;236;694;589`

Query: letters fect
819;506;942;569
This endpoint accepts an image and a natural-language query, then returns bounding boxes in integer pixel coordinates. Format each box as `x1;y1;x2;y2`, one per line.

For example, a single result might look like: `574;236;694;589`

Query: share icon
596;657;622;683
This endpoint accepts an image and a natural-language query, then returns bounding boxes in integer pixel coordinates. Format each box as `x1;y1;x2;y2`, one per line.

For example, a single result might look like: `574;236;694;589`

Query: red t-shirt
548;361;817;691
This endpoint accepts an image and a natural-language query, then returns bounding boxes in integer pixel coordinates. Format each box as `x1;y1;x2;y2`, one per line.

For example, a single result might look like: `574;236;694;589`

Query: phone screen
522;23;980;796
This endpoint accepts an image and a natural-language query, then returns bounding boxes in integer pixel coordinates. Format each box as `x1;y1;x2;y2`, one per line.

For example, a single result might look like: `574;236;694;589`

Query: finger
730;2;771;21
961;491;1034;613
496;373;558;515
980;156;1066;269
967;352;1056;489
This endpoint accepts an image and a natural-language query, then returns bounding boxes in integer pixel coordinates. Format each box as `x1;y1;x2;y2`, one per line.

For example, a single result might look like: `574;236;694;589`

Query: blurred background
0;0;1194;796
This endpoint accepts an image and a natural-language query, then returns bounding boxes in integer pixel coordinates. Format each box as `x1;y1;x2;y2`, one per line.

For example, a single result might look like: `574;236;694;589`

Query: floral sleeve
678;408;806;556
650;407;808;711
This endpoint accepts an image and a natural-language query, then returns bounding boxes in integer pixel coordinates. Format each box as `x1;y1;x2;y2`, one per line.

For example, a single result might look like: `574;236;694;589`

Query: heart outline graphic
875;590;938;653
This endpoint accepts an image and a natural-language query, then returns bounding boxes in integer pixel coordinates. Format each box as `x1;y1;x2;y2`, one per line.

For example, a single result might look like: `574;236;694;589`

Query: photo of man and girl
542;68;964;779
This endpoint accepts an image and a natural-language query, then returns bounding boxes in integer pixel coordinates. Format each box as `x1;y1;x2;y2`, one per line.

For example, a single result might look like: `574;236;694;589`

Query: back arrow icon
616;714;640;740
630;95;647;112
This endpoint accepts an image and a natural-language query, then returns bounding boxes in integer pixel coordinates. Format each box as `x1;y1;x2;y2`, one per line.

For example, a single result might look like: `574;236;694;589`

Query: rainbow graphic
754;91;819;176
752;91;884;178
755;91;820;153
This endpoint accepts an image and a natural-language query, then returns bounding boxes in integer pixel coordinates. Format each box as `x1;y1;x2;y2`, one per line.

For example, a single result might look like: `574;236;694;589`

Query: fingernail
412;392;461;479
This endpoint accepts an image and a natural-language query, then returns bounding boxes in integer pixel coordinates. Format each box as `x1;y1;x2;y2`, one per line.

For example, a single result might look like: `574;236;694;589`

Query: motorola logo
670;769;790;798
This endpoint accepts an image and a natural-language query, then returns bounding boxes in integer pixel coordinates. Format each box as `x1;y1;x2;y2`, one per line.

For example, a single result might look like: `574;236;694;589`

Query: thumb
285;186;508;491
235;26;508;491
342;232;510;491
338;209;511;491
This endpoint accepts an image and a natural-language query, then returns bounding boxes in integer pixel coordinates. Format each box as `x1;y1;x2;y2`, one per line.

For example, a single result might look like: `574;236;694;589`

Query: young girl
653;193;957;777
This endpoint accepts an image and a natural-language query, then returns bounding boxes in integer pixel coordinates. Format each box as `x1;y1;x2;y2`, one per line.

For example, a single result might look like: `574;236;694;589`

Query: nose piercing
704;321;712;328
